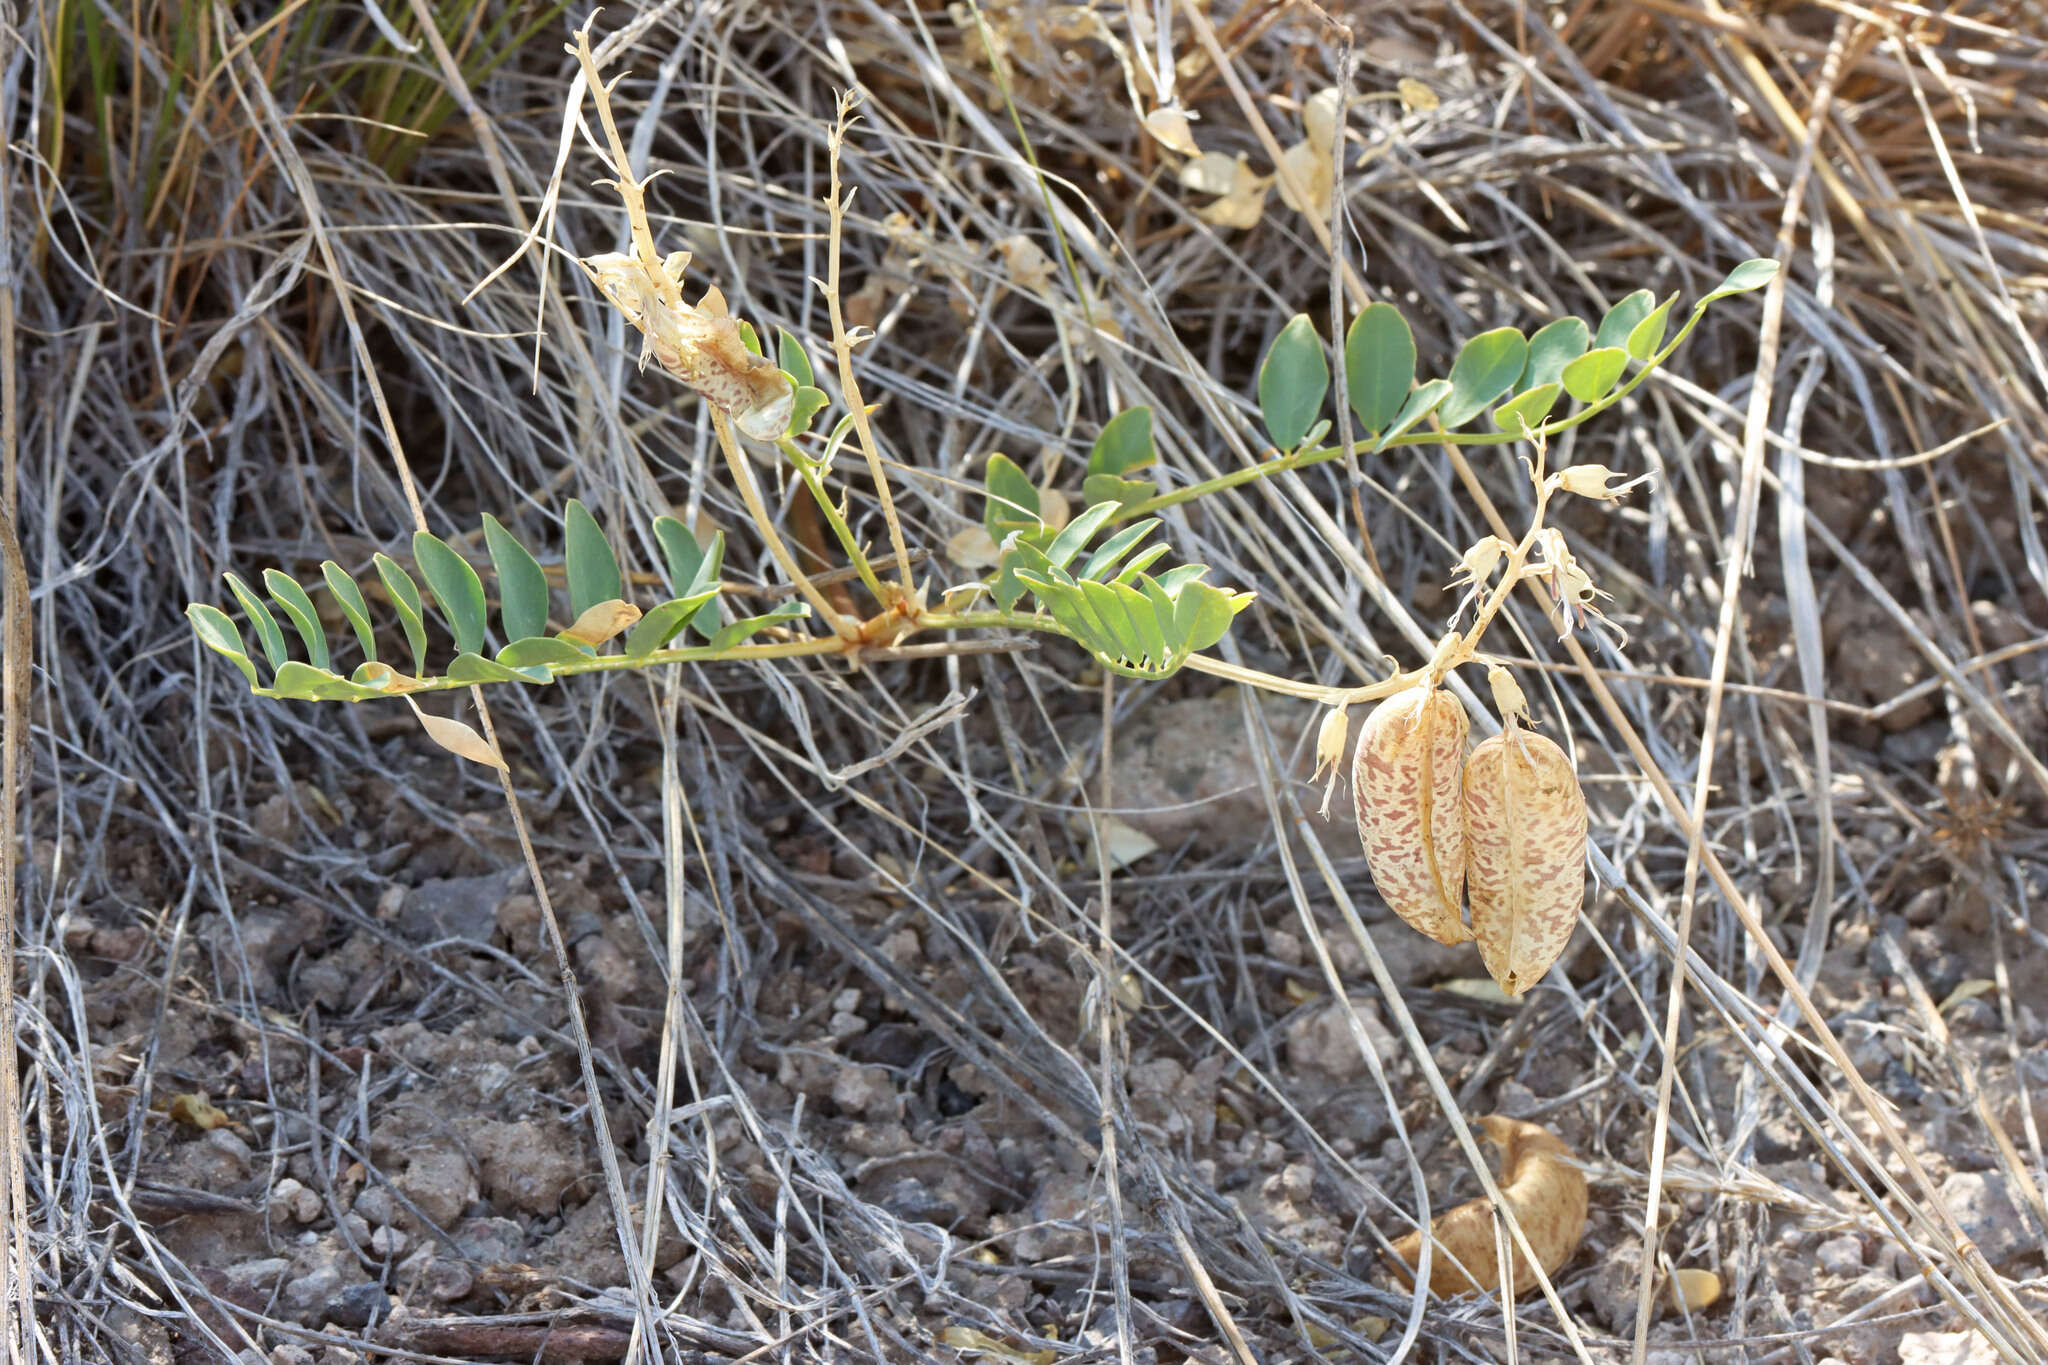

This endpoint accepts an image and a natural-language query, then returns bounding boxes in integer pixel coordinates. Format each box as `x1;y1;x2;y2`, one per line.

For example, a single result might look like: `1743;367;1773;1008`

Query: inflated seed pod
1463;726;1587;996
1352;685;1473;945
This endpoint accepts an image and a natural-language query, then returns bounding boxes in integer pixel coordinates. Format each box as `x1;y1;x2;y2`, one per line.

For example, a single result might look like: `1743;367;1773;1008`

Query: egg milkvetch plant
183;17;1779;996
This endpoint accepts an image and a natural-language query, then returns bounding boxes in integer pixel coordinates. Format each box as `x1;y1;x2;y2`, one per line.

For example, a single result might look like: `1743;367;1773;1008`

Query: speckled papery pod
1352;685;1473;945
1464;727;1587;996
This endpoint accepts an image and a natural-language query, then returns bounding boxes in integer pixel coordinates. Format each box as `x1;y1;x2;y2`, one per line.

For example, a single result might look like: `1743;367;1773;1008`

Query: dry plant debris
1388;1115;1590;1298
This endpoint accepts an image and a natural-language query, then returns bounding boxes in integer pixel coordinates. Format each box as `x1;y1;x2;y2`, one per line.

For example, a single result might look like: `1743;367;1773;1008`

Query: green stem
1116;304;1714;523
780;438;890;606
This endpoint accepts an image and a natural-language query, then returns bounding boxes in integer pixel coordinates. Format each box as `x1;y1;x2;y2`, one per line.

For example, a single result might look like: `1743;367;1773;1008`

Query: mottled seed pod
1464;727;1587;996
1352;685;1473;945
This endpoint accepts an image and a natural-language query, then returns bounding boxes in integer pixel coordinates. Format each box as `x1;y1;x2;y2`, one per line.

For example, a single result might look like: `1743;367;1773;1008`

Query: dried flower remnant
1389;1115;1588;1296
1352;685;1472;945
583;251;794;441
1448;534;1510;621
1525;527;1619;641
1312;705;1350;818
1551;463;1650;503
1463;722;1587;997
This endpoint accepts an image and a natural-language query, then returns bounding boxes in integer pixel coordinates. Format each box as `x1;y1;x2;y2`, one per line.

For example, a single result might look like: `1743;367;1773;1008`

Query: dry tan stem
821;92;916;596
712;412;850;635
570;22;676;309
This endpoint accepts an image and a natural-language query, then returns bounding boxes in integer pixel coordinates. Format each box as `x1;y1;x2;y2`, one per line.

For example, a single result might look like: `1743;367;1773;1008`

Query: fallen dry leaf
946;526;1002;570
1670;1266;1721;1313
1143;104;1201;156
1388;1114;1588;1297
168;1093;230;1130
1182;152;1270;229
1397;77;1439;114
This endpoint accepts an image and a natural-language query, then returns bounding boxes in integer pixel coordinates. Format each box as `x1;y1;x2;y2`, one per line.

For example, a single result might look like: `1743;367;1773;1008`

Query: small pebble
1816;1234;1864;1276
325;1282;389;1329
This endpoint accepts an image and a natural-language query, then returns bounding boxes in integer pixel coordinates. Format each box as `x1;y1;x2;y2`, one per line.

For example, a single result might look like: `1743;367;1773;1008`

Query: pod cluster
1351;687;1588;996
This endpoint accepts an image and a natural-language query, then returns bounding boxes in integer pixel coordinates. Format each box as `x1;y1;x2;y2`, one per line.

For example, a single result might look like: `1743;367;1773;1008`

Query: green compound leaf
1522;317;1590;392
625;590;723;658
1044;502;1119;570
1090;406;1156;477
707;601;809;653
1594;289;1655;352
321;562;377;663
992;526;1055;613
262;569;328;672
1108;544;1172;585
736;320;764;357
1079;519;1162;580
496;636;590;668
563;500;623;622
777;330;815;387
265;662;390;702
1081;473;1153;514
446;652;553;685
1015;547;1254;680
186;604;260;687
653;519;724;639
1701;258;1779;304
1373;378;1452;450
1493;383;1561;434
1343;303;1416;434
982;453;1042;542
1626;293;1678;361
483;514;551;644
412;532;488;657
1561;348;1629;403
789;386;829;436
1440;327;1528;428
373;553;429;677
1258;315;1329;450
222;572;287;669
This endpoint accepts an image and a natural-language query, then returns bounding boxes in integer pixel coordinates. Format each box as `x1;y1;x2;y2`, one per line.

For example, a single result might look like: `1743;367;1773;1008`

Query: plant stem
712;411;849;635
820;93;914;593
780;438;889;605
570;26;676;309
1116;305;1714;524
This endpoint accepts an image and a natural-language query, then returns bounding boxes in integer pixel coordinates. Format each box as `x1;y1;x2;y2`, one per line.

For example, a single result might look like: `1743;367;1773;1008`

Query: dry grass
6;0;2048;1362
